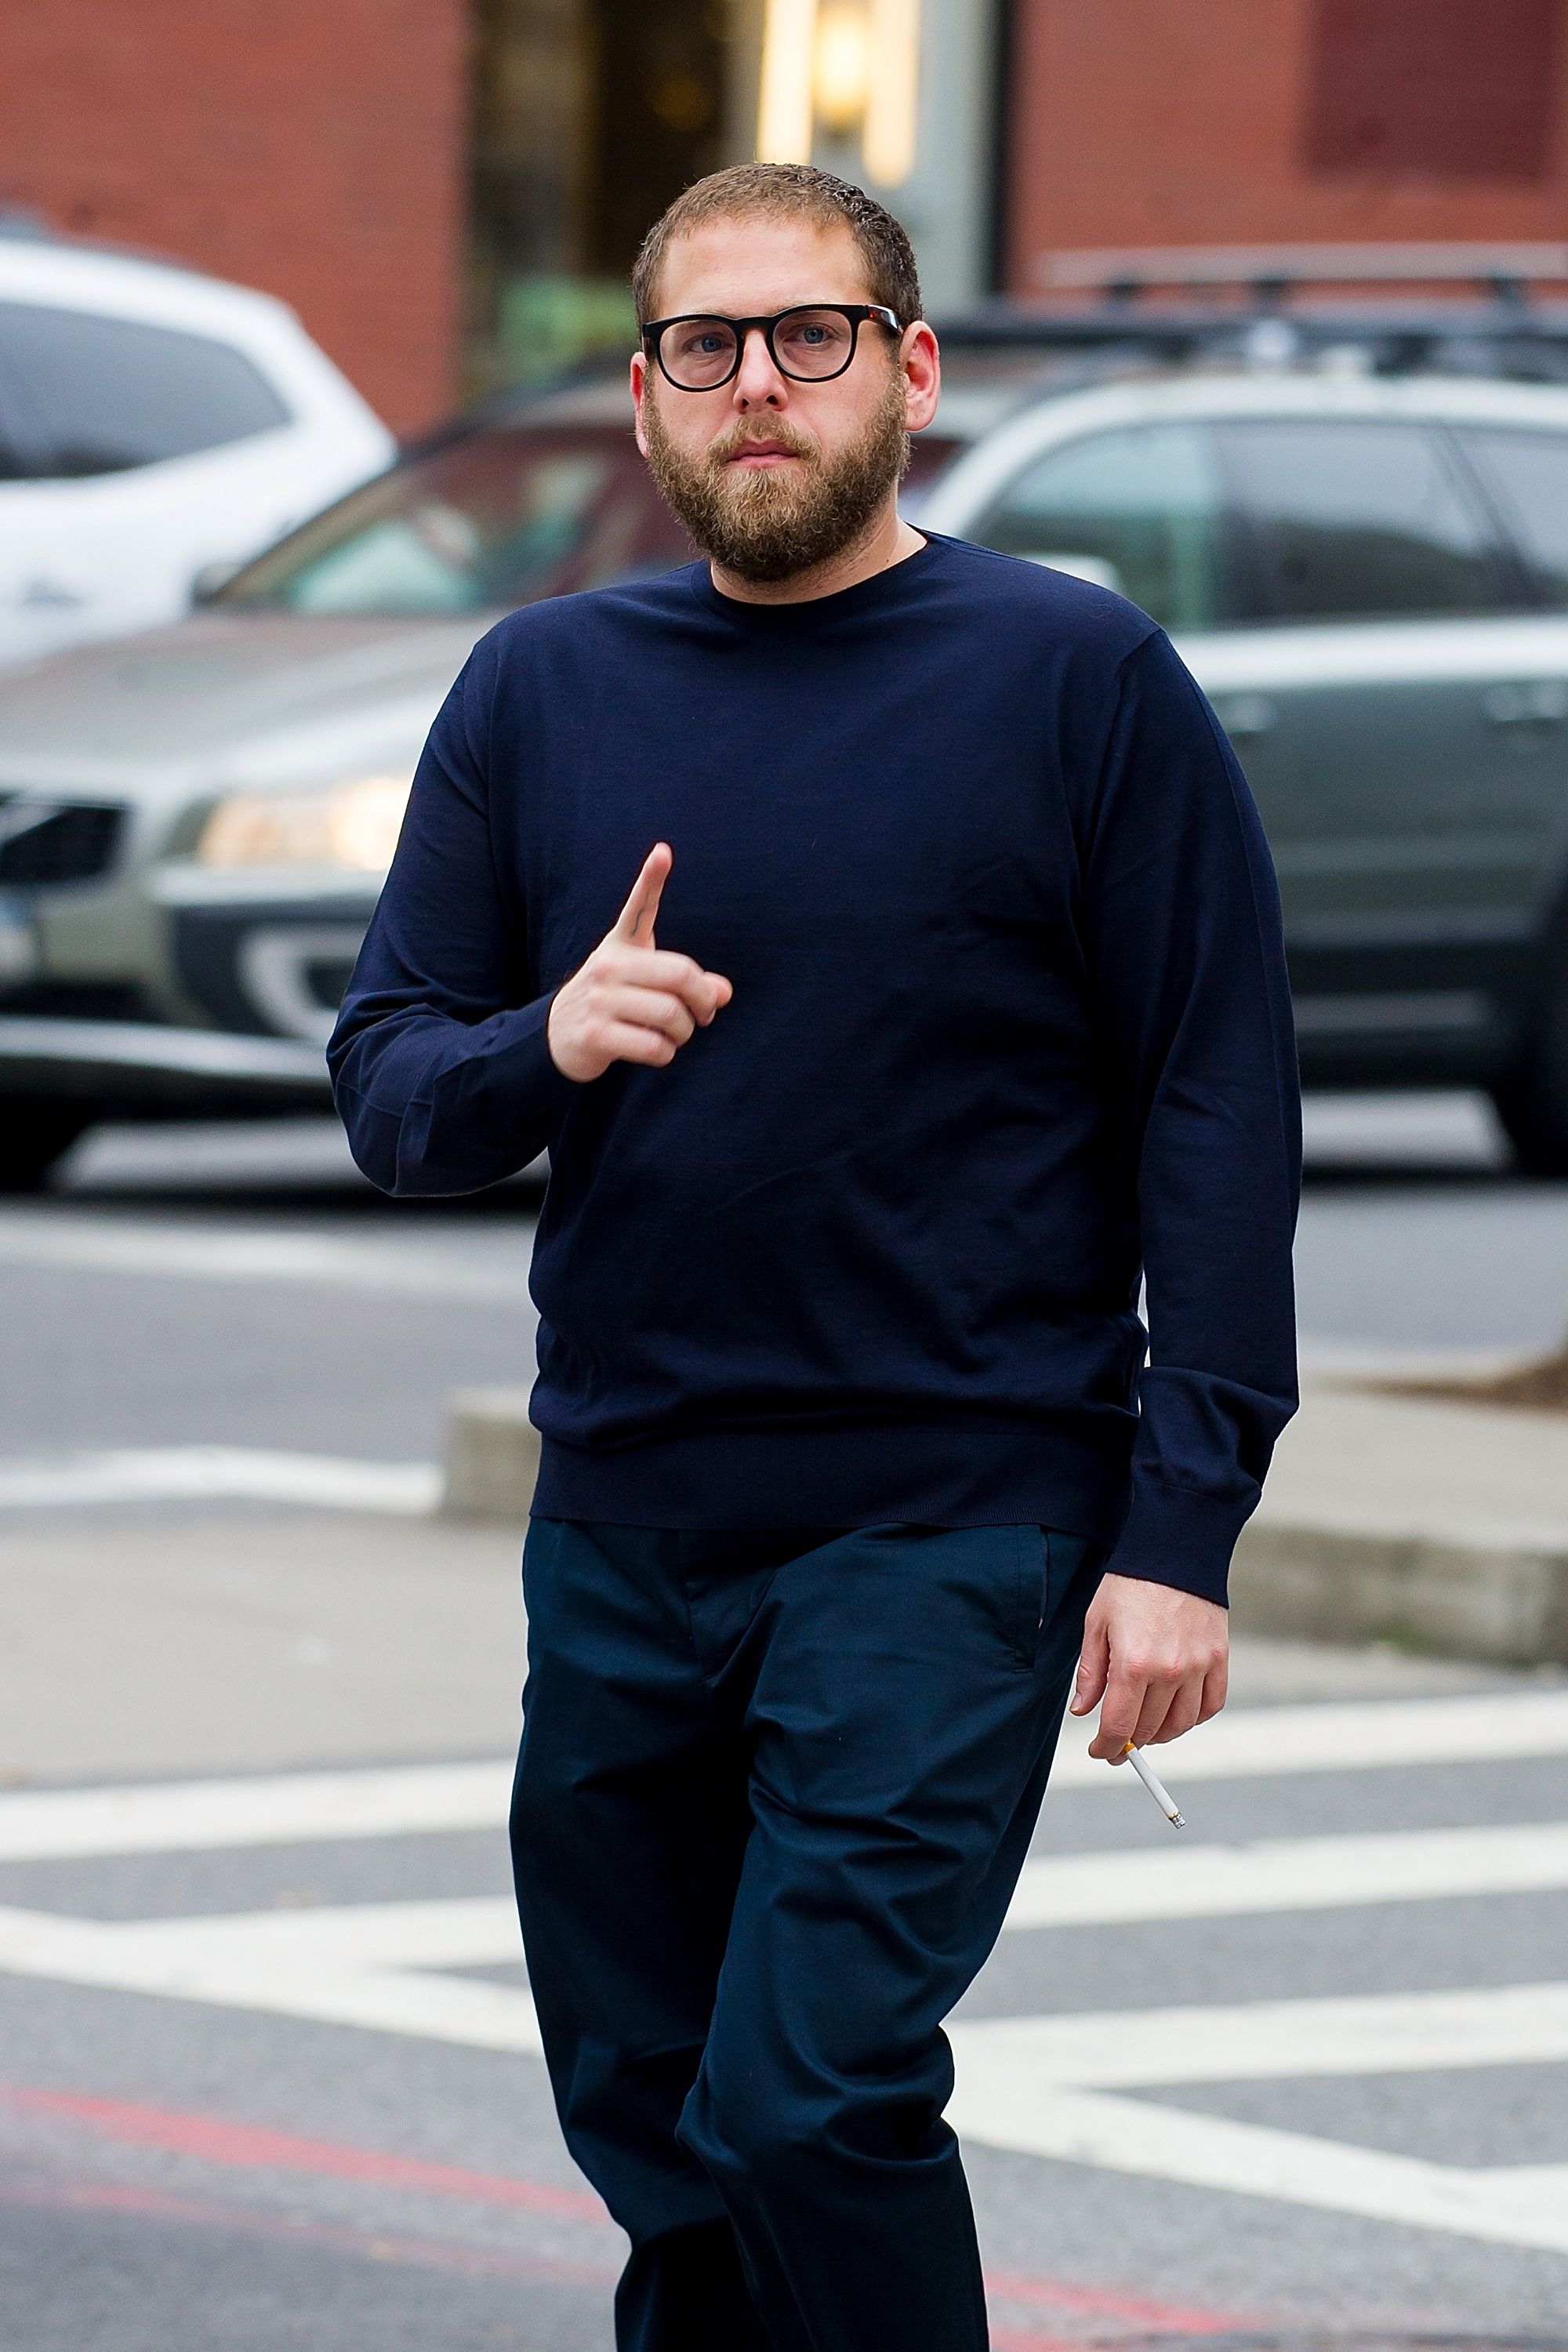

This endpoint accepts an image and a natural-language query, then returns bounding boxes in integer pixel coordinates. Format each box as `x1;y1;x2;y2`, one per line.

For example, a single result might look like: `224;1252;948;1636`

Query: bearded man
329;165;1301;2352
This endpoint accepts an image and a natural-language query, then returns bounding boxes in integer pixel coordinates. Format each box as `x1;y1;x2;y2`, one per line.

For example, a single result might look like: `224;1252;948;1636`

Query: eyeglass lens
659;307;858;388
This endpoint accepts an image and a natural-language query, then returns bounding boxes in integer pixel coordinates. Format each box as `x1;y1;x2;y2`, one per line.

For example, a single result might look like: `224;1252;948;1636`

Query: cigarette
1118;1739;1186;1828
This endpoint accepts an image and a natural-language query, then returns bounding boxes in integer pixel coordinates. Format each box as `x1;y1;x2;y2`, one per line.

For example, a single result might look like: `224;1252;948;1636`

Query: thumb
612;842;672;948
1070;1610;1109;1716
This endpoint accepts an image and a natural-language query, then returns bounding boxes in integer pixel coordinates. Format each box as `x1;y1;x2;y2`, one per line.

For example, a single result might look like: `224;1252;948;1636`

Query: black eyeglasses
641;303;902;391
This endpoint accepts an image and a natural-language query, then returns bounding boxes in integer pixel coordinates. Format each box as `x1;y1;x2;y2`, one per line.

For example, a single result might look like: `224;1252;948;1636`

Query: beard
643;375;910;584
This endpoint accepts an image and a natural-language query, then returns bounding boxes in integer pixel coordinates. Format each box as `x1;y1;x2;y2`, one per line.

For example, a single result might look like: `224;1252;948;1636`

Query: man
330;164;1300;2352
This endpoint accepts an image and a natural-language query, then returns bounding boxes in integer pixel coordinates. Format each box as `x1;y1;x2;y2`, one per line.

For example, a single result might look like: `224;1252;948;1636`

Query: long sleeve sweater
329;535;1301;1604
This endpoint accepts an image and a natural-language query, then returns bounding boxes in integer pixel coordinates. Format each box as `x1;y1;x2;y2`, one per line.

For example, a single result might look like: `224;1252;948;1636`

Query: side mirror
190;559;242;607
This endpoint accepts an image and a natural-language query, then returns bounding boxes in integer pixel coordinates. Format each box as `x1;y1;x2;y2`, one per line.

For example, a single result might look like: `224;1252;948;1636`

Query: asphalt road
4;1095;1568;2349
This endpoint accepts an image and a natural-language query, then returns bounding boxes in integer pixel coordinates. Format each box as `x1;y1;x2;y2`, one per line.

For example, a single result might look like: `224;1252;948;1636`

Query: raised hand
546;843;732;1084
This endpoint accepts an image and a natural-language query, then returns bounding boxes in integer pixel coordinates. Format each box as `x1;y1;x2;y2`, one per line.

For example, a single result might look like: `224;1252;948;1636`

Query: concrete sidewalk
0;1501;1516;1789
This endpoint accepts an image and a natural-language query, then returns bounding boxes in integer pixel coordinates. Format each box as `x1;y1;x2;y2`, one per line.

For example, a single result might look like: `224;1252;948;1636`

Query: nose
732;324;788;409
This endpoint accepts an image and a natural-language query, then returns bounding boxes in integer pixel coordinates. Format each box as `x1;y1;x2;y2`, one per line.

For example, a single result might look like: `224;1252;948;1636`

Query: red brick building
11;2;1568;437
1005;0;1568;296
0;0;467;434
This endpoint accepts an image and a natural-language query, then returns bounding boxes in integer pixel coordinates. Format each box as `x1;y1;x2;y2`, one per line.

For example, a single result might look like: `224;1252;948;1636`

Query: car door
945;414;1325;928
1446;416;1568;882
1208;413;1536;1053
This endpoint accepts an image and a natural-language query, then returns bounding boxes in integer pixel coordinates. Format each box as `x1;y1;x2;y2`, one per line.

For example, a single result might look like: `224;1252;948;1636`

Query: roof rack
1036;241;1568;306
937;245;1568;385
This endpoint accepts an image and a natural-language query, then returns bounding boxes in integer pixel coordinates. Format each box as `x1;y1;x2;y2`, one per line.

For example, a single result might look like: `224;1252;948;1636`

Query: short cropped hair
631;162;924;330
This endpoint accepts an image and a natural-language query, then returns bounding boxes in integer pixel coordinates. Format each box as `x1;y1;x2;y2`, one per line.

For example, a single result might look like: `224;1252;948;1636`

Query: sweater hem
532;1421;1131;1547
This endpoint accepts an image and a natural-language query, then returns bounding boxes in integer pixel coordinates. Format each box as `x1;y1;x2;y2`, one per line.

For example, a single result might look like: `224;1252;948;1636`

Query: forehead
652;214;872;318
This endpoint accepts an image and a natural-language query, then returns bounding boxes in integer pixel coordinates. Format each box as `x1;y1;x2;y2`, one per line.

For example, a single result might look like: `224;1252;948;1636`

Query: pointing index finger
614;843;672;948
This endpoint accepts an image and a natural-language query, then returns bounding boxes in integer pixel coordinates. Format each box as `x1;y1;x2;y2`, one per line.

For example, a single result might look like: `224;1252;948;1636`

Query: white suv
0;223;394;670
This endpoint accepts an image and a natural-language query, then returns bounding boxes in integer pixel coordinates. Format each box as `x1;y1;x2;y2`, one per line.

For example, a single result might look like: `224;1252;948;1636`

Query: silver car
9;361;1568;1185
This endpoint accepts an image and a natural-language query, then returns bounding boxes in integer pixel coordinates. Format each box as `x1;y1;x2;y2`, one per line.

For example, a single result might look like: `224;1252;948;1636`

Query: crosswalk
3;1687;1567;2260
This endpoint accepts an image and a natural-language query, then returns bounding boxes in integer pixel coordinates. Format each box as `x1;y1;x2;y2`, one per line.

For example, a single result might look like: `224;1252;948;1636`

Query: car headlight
196;774;413;871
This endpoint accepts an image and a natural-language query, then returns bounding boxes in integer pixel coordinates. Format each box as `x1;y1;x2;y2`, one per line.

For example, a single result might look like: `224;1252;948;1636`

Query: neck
708;499;925;606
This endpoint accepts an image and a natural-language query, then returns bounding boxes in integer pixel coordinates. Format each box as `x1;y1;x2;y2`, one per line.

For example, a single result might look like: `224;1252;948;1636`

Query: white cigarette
1119;1740;1186;1828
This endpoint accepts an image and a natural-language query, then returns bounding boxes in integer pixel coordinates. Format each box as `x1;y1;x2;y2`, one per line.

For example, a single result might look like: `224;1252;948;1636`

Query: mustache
706;421;818;469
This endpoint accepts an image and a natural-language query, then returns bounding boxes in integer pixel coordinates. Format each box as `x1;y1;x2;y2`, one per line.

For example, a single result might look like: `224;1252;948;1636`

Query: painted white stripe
0;1210;532;1304
0;1899;542;2055
1004;1818;1568;1931
0;1760;514;1863
949;1979;1568;2090
5;1690;1568;1862
0;1447;441;1515
1048;1686;1568;1788
943;2082;1568;2257
6;1893;1568;2251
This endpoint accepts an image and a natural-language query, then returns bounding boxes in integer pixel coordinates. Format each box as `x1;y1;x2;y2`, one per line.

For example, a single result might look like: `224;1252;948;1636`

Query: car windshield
215;405;971;617
216;416;697;616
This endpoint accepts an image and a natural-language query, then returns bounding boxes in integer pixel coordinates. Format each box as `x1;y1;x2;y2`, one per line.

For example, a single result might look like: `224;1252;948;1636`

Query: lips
724;436;808;465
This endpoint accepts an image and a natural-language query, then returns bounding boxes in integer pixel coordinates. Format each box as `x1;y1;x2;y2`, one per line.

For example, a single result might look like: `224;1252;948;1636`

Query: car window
1454;426;1568;606
217;422;695;615
0;302;291;477
1217;419;1508;623
965;422;1240;633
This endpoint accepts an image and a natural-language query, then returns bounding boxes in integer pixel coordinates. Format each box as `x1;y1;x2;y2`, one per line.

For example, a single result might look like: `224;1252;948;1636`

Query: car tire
0;1102;92;1193
1490;953;1568;1175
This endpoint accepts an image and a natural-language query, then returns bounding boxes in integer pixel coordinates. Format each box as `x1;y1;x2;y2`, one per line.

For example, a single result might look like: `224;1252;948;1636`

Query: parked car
0;221;394;670
920;365;1568;1172
14;349;1568;1184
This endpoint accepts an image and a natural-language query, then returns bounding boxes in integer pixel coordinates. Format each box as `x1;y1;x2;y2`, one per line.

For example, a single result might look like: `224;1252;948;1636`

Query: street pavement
4;1096;1568;2347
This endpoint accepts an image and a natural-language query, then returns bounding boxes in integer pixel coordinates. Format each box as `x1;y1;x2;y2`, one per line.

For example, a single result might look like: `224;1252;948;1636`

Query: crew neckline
687;531;947;626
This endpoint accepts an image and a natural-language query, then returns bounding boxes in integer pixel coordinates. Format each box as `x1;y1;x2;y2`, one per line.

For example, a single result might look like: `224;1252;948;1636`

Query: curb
1233;1519;1568;1668
439;1392;1568;1668
441;1388;539;1523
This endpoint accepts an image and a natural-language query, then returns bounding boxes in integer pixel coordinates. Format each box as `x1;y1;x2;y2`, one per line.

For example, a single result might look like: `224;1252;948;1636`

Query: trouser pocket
1011;1524;1094;1668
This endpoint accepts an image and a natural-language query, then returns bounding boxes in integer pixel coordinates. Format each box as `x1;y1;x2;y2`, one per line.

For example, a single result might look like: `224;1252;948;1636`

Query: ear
630;347;652;458
899;321;941;434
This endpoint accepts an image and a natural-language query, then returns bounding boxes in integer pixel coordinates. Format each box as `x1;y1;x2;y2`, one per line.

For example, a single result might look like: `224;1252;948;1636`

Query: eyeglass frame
640;303;903;391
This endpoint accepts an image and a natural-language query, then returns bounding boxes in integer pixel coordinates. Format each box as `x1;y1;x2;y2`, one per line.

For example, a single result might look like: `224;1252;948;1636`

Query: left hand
1069;1572;1229;1762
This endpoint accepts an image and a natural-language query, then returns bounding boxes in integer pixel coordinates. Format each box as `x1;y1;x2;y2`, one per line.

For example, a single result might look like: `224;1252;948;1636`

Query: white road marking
0;1760;514;1864
943;2083;1568;2257
1065;1686;1568;1788
5;1889;1568;2252
0;1897;542;2056
4;1688;1567;1864
0;1209;532;1304
1004;1818;1568;1930
0;1447;441;1515
949;1980;1568;2089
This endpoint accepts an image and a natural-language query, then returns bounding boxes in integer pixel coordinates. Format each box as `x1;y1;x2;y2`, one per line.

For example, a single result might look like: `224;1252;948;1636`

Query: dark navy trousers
509;1519;1100;2352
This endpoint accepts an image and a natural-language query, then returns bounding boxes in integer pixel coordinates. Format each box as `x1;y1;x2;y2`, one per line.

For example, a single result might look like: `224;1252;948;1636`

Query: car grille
0;793;127;887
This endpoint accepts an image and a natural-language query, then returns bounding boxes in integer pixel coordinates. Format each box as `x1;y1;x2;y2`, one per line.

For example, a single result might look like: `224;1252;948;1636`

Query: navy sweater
330;535;1301;1604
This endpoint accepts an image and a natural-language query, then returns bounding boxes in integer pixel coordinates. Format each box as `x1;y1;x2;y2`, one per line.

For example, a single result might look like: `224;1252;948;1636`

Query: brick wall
0;0;466;433
1006;0;1568;296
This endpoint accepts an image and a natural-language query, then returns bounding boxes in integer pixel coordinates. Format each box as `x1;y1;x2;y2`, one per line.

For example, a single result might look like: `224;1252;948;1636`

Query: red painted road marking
0;2169;618;2288
985;2259;1254;2331
0;2084;1258;2335
0;2085;608;2224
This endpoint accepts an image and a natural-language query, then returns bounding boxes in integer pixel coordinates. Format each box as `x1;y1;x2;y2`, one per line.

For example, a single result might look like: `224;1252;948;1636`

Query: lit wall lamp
756;0;920;187
862;0;920;187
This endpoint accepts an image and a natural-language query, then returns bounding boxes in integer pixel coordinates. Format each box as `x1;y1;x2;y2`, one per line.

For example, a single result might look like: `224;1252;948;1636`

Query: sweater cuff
1101;1477;1250;1608
414;993;578;1186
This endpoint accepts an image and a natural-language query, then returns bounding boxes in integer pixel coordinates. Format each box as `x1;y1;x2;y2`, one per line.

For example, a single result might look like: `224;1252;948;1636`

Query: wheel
1491;961;1568;1172
0;1102;92;1192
